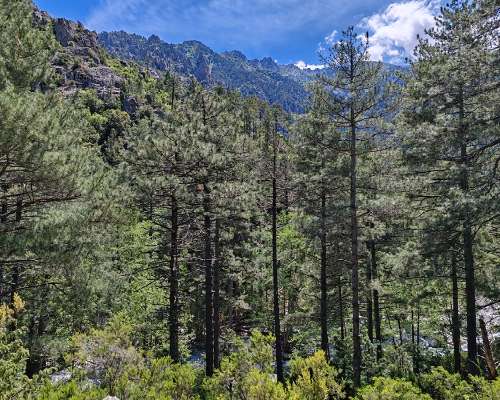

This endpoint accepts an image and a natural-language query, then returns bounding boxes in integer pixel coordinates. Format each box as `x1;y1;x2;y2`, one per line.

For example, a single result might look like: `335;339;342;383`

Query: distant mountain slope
98;31;322;113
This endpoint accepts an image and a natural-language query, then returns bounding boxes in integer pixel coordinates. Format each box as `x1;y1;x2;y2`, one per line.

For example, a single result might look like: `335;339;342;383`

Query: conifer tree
319;27;393;387
0;0;121;372
399;0;499;375
294;85;341;359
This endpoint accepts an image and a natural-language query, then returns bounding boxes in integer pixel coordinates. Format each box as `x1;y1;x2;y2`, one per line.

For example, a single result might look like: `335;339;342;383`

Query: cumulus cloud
85;0;403;62
294;60;326;70
87;0;348;49
359;0;440;62
324;30;338;45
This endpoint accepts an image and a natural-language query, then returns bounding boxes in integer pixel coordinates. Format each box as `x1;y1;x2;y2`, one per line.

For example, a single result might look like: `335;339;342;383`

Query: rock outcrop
50;18;124;97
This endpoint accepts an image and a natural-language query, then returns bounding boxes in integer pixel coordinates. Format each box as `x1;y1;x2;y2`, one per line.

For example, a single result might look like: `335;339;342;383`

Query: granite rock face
34;10;125;99
99;31;311;113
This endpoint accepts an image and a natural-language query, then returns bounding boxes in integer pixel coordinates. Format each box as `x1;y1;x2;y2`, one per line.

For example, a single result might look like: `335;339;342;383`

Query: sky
33;0;441;67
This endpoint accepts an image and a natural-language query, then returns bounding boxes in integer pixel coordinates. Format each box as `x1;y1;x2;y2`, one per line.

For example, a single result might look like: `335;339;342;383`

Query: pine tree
319;27;393;388
0;0;121;373
294;84;341;359
399;0;499;375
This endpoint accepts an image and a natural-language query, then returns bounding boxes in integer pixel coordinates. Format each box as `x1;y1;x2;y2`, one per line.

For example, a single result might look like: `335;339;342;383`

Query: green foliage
419;367;500;400
203;331;283;399
419;367;473;400
0;0;55;90
355;377;432;400
67;314;143;395
115;357;201;400
0;0;499;398
288;351;344;400
37;381;106;400
0;296;31;399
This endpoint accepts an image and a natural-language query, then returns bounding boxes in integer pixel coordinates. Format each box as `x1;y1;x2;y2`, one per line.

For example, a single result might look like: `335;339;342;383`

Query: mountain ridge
98;30;327;113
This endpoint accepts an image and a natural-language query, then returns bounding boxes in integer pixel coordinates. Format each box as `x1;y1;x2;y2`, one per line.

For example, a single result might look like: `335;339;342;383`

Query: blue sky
34;0;440;66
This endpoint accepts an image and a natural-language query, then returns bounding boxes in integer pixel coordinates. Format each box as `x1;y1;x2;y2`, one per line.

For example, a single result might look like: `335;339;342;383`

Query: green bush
115;357;200;400
419;367;474;400
355;377;431;400
36;381;105;400
67;314;143;395
0;296;37;400
203;330;282;399
287;350;344;400
419;366;500;400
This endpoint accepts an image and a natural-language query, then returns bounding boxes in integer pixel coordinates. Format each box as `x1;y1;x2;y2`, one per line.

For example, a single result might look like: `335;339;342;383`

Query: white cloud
86;0;353;49
359;0;440;62
294;60;326;70
85;0;402;60
325;30;338;44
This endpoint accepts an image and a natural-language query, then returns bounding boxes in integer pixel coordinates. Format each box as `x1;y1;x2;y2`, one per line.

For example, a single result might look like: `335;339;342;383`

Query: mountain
35;6;401;114
98;31;326;113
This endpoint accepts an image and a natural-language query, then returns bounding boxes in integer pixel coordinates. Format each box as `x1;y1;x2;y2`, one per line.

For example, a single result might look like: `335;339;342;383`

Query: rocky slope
98;31;320;113
33;9;124;99
35;7;401;114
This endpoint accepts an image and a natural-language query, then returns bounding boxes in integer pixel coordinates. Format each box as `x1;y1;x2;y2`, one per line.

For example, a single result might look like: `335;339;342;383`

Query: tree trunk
10;196;22;305
412;310;415;346
451;253;461;374
320;189;329;358
350;108;361;388
367;257;374;344
0;193;6;301
371;242;382;361
397;316;403;346
213;218;221;370
415;305;421;374
479;318;497;379
459;87;478;376
338;273;345;341
203;185;214;376
272;115;284;383
168;193;180;362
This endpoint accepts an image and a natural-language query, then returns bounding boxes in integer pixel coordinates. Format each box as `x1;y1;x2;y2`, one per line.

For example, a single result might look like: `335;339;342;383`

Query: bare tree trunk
415;305;421;374
459;88;478;376
213;218;221;370
451;253;461;374
0;192;6;301
367;256;373;344
397;316;403;346
10;196;22;305
203;185;214;376
169;193;180;362
479;318;497;379
338;270;345;341
370;242;382;361
350;104;361;388
272;116;284;383
412;309;416;371
320;189;329;358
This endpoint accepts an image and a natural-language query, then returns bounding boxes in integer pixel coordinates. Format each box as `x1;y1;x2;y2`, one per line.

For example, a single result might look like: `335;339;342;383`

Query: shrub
36;381;106;400
115;357;200;400
0;295;33;400
203;330;285;400
419;367;500;400
419;367;474;400
67;314;143;395
287;350;344;400
355;377;432;400
469;375;500;400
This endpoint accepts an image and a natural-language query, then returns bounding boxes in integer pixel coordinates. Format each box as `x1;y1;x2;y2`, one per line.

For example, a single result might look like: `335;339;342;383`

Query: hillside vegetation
0;0;498;399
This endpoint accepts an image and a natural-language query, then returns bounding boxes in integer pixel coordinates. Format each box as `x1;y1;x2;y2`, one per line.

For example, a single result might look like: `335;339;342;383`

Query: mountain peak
222;50;247;61
147;34;162;43
259;57;278;69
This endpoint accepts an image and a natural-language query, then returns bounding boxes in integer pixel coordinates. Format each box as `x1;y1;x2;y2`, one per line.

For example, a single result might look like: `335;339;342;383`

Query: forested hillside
98;31;312;113
0;0;499;399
